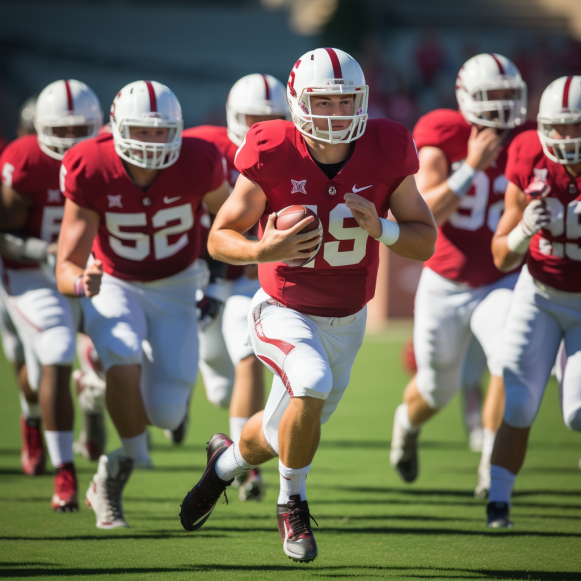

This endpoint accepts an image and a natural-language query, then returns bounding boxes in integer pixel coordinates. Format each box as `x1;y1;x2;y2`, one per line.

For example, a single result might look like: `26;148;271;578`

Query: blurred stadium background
2;0;580;326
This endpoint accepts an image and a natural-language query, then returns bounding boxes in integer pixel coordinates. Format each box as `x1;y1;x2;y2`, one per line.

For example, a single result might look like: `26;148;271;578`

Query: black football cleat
277;494;319;563
179;433;233;532
487;501;513;528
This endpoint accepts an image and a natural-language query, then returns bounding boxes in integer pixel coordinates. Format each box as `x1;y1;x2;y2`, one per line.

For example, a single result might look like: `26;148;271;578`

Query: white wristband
375;218;400;247
507;222;533;254
447;162;477;198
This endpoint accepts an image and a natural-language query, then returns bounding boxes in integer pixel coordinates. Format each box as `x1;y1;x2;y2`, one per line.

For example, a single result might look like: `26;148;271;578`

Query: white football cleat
86;449;133;529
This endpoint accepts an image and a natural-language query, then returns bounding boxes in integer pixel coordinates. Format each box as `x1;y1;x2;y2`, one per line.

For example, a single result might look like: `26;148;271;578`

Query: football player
0;79;102;508
179;48;437;563
56;80;229;529
183;73;288;501
389;54;532;498
487;76;581;527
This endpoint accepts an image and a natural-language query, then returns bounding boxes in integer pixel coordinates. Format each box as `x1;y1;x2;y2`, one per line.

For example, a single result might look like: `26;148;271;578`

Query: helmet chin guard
110;80;183;170
226;74;289;146
35;80;102;160
456;53;527;130
286;48;369;145
537;76;581;165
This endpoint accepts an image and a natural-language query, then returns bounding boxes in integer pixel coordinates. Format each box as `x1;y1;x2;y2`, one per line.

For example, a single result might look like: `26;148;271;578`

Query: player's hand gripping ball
524;180;551;204
275;205;323;267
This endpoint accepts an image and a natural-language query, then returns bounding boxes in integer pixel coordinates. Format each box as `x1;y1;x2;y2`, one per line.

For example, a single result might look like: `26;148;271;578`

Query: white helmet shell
456;53;527;129
110;80;183;170
35;80;102;160
226;74;289;146
538;76;581;165
286;47;368;144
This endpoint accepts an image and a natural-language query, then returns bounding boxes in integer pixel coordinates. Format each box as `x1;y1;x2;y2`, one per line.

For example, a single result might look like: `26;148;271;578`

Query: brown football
275;205;322;267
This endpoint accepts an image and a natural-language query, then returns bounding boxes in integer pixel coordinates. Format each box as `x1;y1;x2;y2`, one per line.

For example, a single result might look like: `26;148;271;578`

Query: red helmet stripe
488;53;505;75
563;75;574;109
144;80;157;112
324;48;343;79
64;80;74;111
261;74;270;100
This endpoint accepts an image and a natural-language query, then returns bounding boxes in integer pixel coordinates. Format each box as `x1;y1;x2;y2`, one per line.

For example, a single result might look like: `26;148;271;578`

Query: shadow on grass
0;564;579;580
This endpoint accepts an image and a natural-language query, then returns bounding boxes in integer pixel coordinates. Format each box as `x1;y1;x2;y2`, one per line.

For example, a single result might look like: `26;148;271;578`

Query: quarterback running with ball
179;48;437;563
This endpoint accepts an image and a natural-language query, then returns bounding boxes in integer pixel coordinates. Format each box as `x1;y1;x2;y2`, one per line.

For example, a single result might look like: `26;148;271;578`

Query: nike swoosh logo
352;185;372;193
164;196;181;204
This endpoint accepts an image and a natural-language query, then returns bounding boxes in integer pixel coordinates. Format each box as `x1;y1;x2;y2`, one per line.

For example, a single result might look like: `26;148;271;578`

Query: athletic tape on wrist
447;162;477;198
73;276;85;297
507;222;533;254
375;217;400;247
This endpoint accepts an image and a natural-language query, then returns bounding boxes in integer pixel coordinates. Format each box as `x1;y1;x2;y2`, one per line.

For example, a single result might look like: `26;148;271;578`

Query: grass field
1;330;580;580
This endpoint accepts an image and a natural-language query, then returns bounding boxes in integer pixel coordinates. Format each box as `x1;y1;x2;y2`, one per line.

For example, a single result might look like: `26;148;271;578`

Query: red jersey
183;125;245;280
0;135;63;270
506;130;581;292
235;119;419;317
61;134;225;282
413;109;535;287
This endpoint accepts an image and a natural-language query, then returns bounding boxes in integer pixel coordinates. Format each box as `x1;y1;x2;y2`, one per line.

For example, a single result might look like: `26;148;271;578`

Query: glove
521;199;552;237
196;295;224;331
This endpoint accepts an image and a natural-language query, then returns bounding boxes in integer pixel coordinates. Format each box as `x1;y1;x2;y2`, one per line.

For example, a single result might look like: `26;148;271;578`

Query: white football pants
414;267;518;409
0;276;24;365
502;266;581;431
0;266;79;390
248;288;366;454
81;261;206;431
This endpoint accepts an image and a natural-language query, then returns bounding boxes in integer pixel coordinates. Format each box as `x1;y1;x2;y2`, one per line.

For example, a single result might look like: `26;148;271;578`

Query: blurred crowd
358;30;581;130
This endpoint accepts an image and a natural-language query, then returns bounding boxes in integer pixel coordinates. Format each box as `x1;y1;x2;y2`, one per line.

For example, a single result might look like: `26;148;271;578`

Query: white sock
216;441;255;481
396;403;419;433
278;460;310;504
489;465;516;505
229;417;249;443
121;432;150;463
19;392;41;420
480;428;496;467
44;430;74;467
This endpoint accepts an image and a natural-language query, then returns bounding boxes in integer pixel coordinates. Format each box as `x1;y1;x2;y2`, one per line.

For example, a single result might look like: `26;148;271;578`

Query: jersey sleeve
412;109;470;166
0;139;34;192
234;126;262;183
505;130;541;192
60;145;98;210
402;131;420;177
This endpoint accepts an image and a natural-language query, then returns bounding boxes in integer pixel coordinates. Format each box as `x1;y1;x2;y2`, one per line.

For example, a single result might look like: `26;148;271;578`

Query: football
275;205;322;267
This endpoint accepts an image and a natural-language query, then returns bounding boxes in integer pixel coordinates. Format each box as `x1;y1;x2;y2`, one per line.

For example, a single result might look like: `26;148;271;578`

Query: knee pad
320;388;346;425
416;368;458;409
503;383;539;428
98;322;142;371
145;390;190;431
35;326;76;366
286;348;332;400
199;360;233;409
565;407;581;432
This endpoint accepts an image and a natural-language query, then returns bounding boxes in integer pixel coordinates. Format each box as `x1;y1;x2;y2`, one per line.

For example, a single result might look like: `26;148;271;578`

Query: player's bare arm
56;199;102;297
419;126;505;225
202;179;230;215
346;175;437;261
0;183;31;231
208;174;321;265
492;180;551;272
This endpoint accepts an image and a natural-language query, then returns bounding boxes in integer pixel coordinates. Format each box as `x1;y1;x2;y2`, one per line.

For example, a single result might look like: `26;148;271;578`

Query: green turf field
0;331;580;580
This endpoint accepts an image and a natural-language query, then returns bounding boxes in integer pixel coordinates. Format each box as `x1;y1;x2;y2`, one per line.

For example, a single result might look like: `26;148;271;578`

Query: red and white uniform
60;134;225;430
236;119;418;451
0;136;79;390
410;110;533;408
501;130;581;430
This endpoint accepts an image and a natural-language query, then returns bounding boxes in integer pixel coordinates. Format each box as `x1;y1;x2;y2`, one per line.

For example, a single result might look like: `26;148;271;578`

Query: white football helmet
456;53;527;129
286;47;368;144
35;80;102;160
226;74;288;146
110;80;183;170
538;76;581;165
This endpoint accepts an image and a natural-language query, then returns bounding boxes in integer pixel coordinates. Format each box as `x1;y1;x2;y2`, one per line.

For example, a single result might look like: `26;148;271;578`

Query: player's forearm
388;221;437;262
208;228;260;265
492;235;526;272
0;233;49;263
421;183;462;226
56;259;86;296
